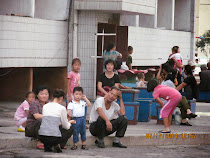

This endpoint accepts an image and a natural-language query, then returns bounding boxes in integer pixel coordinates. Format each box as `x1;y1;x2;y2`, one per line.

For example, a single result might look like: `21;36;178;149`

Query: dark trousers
89;116;128;140
25;119;42;139
39;126;73;149
177;96;190;119
73;116;86;143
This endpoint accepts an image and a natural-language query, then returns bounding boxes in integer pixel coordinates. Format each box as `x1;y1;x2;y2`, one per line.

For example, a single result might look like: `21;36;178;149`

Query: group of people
14;55;128;153
14;43;204;152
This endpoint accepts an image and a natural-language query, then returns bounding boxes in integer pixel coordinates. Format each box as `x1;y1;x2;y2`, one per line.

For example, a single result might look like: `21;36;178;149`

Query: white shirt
136;81;146;87
67;100;86;117
89;97;120;123
169;53;182;60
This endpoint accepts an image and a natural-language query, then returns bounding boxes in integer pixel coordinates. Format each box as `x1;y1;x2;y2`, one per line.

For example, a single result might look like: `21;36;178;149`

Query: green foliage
196;30;210;52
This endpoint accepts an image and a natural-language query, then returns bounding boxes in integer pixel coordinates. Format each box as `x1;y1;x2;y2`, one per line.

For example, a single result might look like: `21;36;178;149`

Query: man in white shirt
89;86;127;148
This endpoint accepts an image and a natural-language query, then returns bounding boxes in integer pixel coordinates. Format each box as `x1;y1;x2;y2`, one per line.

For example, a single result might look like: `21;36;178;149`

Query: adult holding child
97;59;121;97
89;86;128;148
25;85;50;149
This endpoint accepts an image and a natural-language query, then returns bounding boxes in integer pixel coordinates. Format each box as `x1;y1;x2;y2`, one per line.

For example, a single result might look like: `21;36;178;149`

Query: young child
14;91;35;132
67;87;91;150
136;72;147;87
67;58;81;102
147;80;182;133
169;46;183;74
126;46;133;70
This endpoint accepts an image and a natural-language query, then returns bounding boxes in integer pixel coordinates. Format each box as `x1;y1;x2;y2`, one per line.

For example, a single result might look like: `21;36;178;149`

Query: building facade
0;0;196;100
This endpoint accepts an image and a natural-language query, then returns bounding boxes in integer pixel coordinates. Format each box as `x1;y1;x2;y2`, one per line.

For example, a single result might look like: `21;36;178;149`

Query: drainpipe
73;9;78;58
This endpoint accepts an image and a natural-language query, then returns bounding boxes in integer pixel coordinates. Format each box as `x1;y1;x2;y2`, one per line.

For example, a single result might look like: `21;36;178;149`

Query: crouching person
89;86;128;148
39;89;75;153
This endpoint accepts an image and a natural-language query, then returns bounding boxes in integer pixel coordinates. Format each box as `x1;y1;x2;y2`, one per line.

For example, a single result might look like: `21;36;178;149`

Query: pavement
0;101;210;157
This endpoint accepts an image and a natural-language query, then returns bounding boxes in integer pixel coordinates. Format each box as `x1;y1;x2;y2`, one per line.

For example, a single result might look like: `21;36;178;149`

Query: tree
196;30;210;57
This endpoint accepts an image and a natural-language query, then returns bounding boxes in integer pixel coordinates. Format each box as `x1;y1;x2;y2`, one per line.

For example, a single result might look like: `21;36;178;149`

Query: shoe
71;145;77;150
158;130;171;133
54;145;62;153
44;145;53;152
180;122;192;126
95;140;105;148
81;145;88;150
187;113;197;119
112;142;127;148
17;127;25;132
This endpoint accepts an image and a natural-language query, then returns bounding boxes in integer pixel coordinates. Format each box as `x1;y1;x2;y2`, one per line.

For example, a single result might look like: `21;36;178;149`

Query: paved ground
0;145;210;158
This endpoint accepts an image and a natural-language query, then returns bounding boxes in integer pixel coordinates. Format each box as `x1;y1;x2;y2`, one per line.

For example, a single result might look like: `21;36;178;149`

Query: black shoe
54;145;62;153
81;145;88;150
180;122;192;126
112;142;127;148
187;113;197;119
96;140;105;148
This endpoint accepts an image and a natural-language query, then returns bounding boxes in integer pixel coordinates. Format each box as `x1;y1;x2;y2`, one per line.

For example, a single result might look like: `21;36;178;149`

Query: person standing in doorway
126;46;133;70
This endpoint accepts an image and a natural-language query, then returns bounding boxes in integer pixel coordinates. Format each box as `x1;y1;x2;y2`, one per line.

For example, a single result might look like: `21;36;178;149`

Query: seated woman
97;59;121;97
39;89;75;153
25;85;50;149
14;91;35;132
176;65;198;100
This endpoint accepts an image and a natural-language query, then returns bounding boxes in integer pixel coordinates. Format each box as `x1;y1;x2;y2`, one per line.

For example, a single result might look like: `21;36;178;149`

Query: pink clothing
67;71;81;93
15;117;27;127
14;100;29;121
169;53;183;73
153;85;182;118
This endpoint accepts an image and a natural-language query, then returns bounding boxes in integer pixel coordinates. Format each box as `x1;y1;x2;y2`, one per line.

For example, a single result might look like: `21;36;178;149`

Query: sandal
81;145;88;150
36;144;44;150
158;130;171;133
71;145;77;150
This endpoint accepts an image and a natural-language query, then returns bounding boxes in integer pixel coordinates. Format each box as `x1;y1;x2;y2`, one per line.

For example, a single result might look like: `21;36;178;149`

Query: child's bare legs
82;141;86;145
22;121;26;127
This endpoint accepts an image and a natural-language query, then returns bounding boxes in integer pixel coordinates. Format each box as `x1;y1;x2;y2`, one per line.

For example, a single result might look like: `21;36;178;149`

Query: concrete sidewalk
0;102;209;149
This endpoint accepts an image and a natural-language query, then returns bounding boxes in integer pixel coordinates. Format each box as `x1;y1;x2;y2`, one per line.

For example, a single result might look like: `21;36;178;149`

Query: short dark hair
147;80;158;92
185;65;193;75
137;72;144;79
25;91;35;98
73;87;83;94
165;68;177;83
104;59;116;69
128;46;133;52
53;89;65;99
106;43;115;51
172;46;179;53
72;58;81;65
36;85;50;96
111;86;121;91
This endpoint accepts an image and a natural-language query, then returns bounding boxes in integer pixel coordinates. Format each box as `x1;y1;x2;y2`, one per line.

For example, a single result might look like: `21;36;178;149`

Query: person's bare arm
156;97;164;107
176;82;187;91
67;79;72;102
33;113;42;120
97;107;112;131
118;91;125;116
97;82;108;96
114;83;120;88
128;64;132;70
83;95;91;107
156;65;162;80
25;110;29;115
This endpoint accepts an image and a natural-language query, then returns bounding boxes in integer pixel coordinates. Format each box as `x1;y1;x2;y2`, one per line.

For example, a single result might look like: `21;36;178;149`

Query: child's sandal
71;145;77;150
81;145;88;150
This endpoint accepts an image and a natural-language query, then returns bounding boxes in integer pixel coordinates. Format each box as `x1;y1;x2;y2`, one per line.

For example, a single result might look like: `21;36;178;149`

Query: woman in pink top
67;58;81;102
147;80;182;133
14;92;35;132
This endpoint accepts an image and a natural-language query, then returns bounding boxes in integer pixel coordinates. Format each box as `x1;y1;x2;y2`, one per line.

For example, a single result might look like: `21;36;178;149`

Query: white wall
139;14;155;28
128;27;192;66
174;0;191;31
35;0;70;20
0;0;35;17
120;14;139;26
157;0;174;30
75;0;156;15
0;15;68;67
